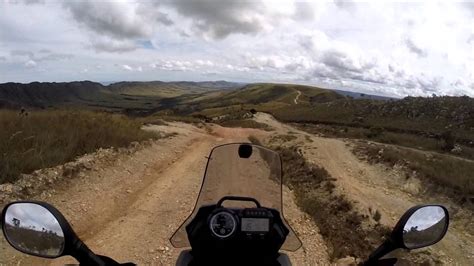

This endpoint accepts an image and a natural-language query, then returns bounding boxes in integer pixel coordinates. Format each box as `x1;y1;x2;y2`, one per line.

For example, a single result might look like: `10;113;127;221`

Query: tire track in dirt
0;122;210;265
1;121;331;265
254;112;474;265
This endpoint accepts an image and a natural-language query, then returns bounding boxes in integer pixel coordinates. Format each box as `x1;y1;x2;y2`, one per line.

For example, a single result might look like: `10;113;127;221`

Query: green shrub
366;126;384;138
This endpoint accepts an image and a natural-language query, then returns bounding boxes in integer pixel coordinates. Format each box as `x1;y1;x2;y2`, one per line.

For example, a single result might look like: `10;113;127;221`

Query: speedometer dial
209;211;237;239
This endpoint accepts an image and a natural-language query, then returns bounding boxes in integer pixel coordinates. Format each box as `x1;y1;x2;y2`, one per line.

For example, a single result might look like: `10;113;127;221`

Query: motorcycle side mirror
395;205;449;249
1;201;105;265
2;202;66;258
365;205;449;265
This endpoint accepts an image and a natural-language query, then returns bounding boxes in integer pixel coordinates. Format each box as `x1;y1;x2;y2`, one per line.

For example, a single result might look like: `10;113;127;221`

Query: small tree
366;126;384;138
440;130;455;151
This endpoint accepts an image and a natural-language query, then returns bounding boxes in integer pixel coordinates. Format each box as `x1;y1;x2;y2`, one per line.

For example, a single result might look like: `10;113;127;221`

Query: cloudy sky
6;203;64;235
0;0;473;97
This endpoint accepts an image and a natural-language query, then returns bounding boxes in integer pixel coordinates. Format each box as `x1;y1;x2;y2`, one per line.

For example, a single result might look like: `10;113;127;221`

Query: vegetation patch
0;110;159;184
275;146;390;260
268;134;297;144
248;135;263;146
142;118;168;126
295;123;474;160
144;114;203;124
272;96;473;135
353;142;474;204
218;119;272;131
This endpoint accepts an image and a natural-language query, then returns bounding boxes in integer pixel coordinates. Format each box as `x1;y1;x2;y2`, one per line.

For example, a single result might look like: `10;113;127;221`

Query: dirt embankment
253;112;474;265
0;121;330;265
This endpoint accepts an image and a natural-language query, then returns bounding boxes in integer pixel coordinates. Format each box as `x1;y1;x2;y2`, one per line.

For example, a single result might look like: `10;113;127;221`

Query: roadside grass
353;142;474;201
296;123;474;160
218;119;272;131
0;110;159;184
144;114;202;124
142;118;168;126
269;97;474;136
268;134;297;144
193;105;246;118
248;135;263;146
275;146;390;260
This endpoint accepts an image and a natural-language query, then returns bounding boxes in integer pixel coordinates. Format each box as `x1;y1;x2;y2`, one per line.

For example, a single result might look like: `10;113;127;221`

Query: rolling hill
174;83;345;116
0;80;243;110
0;81;107;108
1;80;472;141
107;80;242;97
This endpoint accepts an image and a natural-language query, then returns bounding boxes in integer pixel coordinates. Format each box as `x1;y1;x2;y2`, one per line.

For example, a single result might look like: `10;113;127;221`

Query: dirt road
2;114;471;265
294;90;302;104
253;112;474;265
0;121;329;265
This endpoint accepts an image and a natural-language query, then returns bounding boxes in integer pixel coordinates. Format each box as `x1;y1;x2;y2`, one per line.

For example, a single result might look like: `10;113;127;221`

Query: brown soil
2;113;471;265
0;121;330;265
253;112;474;265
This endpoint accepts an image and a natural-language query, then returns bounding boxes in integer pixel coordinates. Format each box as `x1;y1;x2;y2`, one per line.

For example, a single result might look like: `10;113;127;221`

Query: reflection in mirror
403;206;447;249
3;203;65;257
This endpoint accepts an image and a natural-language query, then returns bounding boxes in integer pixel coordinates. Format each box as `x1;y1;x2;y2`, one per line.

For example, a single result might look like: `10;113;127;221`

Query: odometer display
241;218;269;232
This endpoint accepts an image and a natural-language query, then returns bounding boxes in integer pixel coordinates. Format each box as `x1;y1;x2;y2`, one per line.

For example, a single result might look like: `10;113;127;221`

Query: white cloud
121;64;133;71
195;60;214;67
150;59;218;72
89;38;137;53
24;59;37;68
0;1;472;97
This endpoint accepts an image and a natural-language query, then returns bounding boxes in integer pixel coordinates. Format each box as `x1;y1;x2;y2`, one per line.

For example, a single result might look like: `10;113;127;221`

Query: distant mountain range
0;80;243;109
0;80;471;137
0;80;397;109
333;89;396;101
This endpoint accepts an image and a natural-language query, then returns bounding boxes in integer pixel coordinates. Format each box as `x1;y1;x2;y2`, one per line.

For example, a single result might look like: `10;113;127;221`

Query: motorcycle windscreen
170;143;302;251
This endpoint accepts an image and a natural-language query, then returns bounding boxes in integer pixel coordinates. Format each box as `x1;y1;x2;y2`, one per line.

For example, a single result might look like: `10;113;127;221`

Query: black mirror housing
1;201;79;258
1;201;105;265
365;204;449;265
391;204;449;249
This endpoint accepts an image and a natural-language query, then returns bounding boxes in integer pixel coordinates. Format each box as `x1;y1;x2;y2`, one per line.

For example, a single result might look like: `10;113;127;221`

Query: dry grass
0;110;159;183
142;118;168;126
268;134;297;144
146;114;203;124
354;142;474;201
296;123;474;160
248;135;263;145
219;119;272;131
275;146;390;260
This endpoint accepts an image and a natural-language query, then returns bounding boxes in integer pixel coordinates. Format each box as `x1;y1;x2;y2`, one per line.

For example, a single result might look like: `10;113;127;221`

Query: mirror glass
402;206;447;249
3;203;65;257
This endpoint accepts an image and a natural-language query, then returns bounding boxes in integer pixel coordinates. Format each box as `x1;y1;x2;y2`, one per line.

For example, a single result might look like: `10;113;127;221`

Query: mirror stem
364;239;396;265
70;239;105;266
